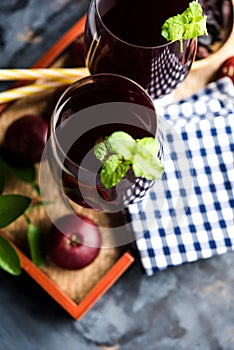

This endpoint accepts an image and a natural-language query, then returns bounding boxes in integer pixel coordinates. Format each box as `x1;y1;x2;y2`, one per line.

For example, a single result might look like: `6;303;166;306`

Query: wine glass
84;0;197;101
47;73;162;213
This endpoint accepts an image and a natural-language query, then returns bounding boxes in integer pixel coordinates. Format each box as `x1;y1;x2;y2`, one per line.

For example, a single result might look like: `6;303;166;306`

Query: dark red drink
49;74;158;211
98;0;189;47
84;0;197;99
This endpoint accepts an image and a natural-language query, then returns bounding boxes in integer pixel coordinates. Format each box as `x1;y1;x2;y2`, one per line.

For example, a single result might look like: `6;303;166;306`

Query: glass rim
95;0;195;50
50;72;157;176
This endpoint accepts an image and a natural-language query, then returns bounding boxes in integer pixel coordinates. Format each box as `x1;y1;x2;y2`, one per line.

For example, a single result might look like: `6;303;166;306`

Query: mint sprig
161;1;208;50
94;131;164;189
100;154;131;190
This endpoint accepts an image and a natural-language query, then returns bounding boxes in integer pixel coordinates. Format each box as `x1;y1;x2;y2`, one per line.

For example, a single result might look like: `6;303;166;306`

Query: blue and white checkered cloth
126;77;234;276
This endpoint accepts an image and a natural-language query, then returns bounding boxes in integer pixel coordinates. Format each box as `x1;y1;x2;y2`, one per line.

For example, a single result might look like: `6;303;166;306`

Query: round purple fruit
48;214;102;269
3;115;48;165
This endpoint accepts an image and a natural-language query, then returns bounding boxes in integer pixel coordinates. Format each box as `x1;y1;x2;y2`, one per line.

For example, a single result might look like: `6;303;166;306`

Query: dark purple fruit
216;56;234;85
3;115;48;165
48;214;102;269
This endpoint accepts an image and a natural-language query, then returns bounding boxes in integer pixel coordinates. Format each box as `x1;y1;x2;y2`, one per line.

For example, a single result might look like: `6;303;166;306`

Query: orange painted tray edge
32;13;87;68
0;231;134;319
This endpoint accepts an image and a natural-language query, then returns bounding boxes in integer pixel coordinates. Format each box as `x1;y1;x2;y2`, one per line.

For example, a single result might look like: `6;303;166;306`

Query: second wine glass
84;0;197;101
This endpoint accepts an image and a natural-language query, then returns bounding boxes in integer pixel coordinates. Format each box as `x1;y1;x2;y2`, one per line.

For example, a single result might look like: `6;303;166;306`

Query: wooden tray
0;14;134;320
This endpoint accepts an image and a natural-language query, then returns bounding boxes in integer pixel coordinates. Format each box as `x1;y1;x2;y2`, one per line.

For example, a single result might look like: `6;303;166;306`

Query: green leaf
100;154;131;189
6;163;36;184
94;131;164;189
132;137;163;180
132;141;163;180
26;200;53;212
94;132;135;163
0;171;5;195
161;1;207;44
94;140;109;162
0;155;7;171
30;182;41;196
136;137;160;156
132;150;164;180
27;223;44;268
183;16;207;39
107;131;135;161
161;15;185;42
0;152;36;184
0;194;31;228
0;235;21;275
183;0;203;20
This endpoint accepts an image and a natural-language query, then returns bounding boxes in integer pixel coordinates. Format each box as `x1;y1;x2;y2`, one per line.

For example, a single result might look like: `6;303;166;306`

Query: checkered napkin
126;77;234;276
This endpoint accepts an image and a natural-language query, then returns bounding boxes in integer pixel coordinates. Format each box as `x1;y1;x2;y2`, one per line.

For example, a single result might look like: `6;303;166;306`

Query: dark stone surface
0;0;89;68
1;1;234;349
1;252;234;350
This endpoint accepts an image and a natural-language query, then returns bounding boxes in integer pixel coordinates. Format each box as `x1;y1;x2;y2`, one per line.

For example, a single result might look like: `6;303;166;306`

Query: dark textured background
1;1;234;349
0;0;89;68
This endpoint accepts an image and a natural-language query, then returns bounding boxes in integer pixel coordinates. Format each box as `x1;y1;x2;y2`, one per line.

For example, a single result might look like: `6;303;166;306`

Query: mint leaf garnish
94;131;164;189
133;148;164;180
161;15;185;43
132;139;163;180
161;1;208;49
100;154;131;189
107;131;135;160
94;140;109;162
137;137;160;156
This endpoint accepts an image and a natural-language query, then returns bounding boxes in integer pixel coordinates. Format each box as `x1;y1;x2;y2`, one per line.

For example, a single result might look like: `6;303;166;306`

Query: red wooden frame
0;231;134;319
